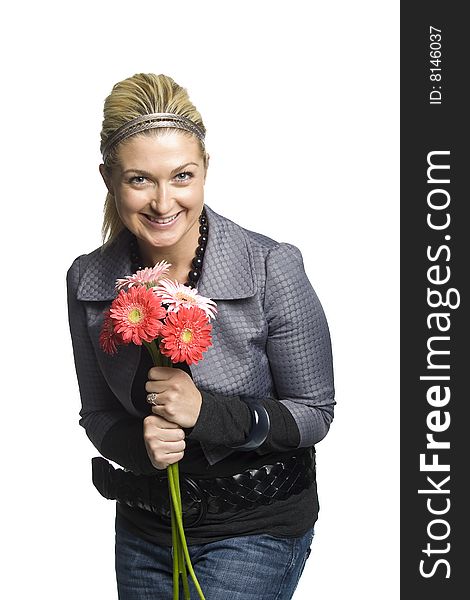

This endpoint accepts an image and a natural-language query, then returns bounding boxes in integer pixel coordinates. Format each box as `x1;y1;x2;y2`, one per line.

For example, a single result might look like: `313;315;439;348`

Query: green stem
170;497;180;600
173;465;190;599
168;467;206;600
143;339;161;365
144;340;199;598
173;463;183;517
179;540;190;599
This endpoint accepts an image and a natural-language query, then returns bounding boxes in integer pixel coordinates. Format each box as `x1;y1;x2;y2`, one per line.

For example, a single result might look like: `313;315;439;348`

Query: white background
1;1;399;598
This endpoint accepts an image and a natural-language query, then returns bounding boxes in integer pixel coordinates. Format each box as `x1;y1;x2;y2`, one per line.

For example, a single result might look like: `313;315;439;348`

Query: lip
141;211;182;229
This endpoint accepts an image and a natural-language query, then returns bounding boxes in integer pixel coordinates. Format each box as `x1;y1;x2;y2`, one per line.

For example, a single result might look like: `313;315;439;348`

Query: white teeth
147;212;179;224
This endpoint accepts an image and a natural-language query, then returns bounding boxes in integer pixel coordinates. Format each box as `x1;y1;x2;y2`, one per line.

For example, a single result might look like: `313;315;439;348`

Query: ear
99;164;114;196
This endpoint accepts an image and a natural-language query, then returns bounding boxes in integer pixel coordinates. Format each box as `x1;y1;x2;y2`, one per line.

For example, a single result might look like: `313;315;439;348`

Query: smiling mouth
143;211;181;224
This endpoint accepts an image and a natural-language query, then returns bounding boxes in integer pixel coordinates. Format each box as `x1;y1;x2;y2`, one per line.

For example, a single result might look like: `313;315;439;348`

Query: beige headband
101;112;206;162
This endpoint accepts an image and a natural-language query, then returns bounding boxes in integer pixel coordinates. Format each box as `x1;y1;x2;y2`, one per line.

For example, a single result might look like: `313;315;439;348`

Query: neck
136;216;202;283
138;239;195;277
130;206;207;287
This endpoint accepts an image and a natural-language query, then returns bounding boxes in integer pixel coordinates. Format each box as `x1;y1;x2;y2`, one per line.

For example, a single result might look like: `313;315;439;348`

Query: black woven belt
92;448;315;527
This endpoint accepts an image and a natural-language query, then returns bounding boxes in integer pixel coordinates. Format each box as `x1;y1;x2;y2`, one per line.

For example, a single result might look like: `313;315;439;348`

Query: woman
67;73;335;599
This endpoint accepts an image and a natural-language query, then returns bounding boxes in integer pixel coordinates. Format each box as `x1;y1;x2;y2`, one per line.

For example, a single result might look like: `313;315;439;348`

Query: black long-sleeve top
101;345;319;546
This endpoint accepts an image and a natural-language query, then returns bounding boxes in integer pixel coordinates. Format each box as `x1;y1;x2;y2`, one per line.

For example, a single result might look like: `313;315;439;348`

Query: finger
147;366;174;381
150;404;167;420
145;380;166;394
150;404;178;423
146;440;185;466
144;414;179;429
146;436;185;453
159;439;186;454
162;451;185;467
157;427;185;442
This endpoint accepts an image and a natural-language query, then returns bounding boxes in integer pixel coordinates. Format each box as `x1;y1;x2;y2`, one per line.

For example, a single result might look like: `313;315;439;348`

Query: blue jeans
115;519;314;599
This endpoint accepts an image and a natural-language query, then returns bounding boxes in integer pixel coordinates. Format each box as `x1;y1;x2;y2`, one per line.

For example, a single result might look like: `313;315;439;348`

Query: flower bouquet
99;261;217;600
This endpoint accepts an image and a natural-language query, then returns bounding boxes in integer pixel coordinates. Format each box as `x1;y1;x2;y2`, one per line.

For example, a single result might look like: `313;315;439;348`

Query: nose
150;182;172;214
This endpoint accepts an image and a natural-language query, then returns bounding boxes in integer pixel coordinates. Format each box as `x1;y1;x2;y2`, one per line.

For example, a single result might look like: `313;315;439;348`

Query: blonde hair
99;73;207;249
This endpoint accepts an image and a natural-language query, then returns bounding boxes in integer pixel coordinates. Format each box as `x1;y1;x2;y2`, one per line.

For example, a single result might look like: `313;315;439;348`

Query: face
100;131;208;264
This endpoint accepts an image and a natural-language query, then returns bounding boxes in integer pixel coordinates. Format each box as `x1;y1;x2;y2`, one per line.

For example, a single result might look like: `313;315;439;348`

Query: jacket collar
76;204;256;301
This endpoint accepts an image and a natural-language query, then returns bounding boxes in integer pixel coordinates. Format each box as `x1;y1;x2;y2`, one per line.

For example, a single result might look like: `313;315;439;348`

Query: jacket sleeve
66;256;157;475
186;242;335;456
263;242;335;447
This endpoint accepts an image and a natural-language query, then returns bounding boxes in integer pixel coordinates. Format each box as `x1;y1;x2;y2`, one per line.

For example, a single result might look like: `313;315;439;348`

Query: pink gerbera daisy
115;261;171;291
109;285;166;345
154;278;218;321
99;309;124;355
159;305;213;365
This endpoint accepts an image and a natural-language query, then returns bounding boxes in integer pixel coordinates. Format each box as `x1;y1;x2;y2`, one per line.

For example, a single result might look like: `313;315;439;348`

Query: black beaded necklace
129;206;208;288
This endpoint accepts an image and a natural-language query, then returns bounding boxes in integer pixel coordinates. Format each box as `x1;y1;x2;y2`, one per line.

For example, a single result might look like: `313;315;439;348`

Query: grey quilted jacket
66;203;335;465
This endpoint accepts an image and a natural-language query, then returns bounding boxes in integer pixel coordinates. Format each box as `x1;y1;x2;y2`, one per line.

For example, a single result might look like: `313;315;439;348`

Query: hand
143;413;186;470
145;366;203;429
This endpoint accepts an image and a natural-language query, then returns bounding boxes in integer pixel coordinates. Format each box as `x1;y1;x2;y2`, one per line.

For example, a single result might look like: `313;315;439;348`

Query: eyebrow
122;162;199;177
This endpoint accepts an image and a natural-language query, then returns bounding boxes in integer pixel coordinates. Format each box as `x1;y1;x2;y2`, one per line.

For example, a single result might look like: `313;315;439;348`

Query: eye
129;175;147;185
174;171;193;182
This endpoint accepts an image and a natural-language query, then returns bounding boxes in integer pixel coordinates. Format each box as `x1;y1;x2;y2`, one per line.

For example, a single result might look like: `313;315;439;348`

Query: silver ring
146;393;159;406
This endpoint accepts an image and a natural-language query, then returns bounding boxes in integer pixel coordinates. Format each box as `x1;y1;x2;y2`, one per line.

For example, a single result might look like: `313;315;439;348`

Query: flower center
128;308;142;323
180;328;193;343
175;291;196;304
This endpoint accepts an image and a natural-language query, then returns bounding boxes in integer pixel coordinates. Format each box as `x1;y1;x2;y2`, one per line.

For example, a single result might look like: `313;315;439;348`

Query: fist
143;414;186;470
145;366;202;429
